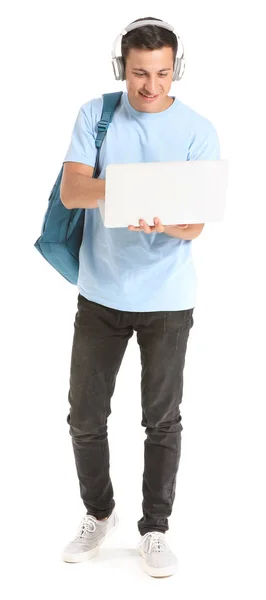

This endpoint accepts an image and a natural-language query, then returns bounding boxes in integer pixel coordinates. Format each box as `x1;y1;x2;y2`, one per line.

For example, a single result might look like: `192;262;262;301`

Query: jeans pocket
164;308;194;334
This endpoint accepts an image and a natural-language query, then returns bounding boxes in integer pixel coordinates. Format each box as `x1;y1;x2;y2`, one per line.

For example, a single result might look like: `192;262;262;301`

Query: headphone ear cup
117;57;125;81
112;57;125;81
173;57;185;81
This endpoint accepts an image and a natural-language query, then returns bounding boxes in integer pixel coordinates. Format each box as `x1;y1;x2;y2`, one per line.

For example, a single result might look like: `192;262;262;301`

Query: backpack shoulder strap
95;92;123;149
93;92;123;178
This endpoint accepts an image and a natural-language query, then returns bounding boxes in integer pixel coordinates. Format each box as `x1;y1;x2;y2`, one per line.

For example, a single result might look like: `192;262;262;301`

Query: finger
153;217;165;233
140;220;151;234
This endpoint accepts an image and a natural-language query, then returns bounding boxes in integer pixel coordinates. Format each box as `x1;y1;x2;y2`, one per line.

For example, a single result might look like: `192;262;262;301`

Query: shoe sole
139;549;178;578
62;516;119;563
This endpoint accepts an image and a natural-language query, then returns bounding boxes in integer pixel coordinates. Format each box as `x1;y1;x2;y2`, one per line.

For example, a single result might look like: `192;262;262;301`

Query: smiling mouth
139;92;159;99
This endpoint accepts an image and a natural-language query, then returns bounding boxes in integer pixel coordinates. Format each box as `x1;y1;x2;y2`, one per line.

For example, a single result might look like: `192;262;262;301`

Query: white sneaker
138;531;178;577
62;509;118;563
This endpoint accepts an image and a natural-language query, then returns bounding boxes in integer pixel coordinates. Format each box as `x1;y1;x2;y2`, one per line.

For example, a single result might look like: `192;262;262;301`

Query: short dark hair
121;17;178;66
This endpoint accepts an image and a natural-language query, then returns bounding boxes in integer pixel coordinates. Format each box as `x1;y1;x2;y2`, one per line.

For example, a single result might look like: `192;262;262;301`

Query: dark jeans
67;293;194;536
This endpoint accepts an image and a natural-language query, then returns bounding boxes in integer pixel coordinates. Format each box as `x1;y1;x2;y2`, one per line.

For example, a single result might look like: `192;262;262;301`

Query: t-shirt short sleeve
63;103;98;167
187;122;220;161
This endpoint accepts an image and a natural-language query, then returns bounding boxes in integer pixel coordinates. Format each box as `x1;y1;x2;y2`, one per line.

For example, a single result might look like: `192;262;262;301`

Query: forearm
61;173;105;209
164;223;204;240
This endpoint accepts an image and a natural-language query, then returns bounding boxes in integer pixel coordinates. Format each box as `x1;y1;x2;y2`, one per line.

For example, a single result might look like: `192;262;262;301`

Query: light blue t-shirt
63;91;220;312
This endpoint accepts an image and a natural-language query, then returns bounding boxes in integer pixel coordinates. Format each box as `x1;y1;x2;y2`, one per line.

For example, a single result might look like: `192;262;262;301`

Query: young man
60;17;220;578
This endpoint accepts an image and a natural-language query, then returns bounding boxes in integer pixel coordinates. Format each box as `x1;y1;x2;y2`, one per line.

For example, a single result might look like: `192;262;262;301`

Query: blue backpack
34;91;123;284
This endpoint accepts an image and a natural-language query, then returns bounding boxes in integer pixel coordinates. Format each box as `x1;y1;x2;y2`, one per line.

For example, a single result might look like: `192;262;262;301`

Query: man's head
121;17;178;113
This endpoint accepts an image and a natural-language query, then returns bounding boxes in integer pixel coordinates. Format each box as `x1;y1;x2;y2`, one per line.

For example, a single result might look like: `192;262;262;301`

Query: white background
1;0;266;598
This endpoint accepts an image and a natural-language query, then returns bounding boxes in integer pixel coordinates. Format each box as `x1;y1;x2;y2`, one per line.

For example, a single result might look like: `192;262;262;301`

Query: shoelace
139;532;166;554
75;515;97;539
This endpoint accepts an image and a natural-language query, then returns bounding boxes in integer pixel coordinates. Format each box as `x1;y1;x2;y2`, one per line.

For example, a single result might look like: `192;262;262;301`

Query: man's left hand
128;218;188;234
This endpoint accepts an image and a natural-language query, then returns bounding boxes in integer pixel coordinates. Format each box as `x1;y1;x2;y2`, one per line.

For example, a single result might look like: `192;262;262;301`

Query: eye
159;73;168;77
134;73;145;77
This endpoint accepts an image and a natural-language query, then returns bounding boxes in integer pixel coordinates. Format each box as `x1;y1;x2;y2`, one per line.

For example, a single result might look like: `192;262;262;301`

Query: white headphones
111;19;185;82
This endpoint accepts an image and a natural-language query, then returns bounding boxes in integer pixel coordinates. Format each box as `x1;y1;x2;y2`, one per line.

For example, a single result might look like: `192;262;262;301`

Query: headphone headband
124;20;175;34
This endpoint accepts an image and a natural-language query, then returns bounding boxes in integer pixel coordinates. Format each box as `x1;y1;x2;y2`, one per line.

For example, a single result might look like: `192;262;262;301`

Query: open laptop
97;159;228;228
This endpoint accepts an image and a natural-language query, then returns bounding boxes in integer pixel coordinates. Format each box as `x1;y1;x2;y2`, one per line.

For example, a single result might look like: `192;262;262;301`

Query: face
125;46;175;113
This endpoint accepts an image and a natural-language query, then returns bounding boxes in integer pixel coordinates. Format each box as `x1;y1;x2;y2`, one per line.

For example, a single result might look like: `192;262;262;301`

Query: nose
144;76;158;95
